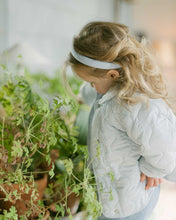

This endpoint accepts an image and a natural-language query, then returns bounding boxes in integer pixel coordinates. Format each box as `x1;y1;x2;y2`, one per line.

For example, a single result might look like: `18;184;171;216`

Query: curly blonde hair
66;21;175;110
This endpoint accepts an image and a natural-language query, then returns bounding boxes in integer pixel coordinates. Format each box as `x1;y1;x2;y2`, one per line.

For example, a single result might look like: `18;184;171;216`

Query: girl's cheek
90;83;102;94
94;86;102;94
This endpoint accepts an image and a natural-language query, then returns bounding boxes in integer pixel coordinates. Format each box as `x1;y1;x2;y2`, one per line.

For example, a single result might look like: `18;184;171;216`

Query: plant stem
71;173;81;183
0;185;13;203
36;149;47;157
21;109;26;131
1;117;5;155
23;170;49;175
30;117;44;130
86;155;95;170
30;133;41;142
65;176;68;211
28;112;39;130
46;190;72;211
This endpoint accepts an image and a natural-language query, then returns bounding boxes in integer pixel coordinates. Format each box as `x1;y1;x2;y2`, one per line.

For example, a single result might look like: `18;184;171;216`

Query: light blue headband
71;47;121;70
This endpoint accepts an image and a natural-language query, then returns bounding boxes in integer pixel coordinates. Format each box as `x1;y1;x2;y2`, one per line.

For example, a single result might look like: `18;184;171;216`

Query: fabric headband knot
71;47;121;70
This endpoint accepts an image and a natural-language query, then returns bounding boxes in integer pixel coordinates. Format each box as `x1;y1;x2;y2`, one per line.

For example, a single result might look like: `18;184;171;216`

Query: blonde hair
66;21;175;111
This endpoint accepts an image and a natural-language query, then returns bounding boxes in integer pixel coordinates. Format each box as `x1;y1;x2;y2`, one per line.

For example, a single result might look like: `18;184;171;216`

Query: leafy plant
0;66;102;219
24;67;83;100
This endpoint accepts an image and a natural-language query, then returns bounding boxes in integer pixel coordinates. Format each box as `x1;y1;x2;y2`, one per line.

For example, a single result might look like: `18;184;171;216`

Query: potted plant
0;71;57;218
0;66;102;219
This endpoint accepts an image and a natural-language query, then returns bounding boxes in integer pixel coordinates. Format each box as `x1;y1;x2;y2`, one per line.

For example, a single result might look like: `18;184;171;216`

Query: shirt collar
98;85;120;105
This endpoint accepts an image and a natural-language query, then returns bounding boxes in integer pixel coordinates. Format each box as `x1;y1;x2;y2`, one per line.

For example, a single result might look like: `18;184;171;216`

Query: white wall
0;0;8;51
114;0;134;33
2;0;115;70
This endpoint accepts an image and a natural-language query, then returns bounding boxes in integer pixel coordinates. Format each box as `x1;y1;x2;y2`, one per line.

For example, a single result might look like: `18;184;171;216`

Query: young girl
65;21;176;220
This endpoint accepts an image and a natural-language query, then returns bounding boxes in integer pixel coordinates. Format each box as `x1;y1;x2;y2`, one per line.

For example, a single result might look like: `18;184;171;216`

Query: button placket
94;100;101;110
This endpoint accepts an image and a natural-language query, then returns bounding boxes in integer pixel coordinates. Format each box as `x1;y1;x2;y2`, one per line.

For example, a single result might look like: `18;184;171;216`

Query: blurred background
0;0;176;93
0;0;176;219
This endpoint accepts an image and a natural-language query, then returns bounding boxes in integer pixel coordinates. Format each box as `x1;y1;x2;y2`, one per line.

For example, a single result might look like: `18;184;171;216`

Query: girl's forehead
72;65;107;82
73;65;92;74
76;70;97;82
72;66;93;78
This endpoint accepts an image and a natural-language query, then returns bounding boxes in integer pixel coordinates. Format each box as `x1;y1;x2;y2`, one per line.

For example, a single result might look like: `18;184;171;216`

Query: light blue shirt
81;83;176;218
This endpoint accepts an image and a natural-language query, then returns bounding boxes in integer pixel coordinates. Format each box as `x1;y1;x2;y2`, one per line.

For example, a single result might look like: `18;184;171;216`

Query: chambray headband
71;47;121;70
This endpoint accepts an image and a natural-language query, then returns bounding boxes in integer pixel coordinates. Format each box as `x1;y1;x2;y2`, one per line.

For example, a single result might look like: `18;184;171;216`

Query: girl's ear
106;70;119;81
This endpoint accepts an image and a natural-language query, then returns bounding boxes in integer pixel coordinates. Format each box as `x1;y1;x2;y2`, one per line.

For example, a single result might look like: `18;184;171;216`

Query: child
65;22;176;219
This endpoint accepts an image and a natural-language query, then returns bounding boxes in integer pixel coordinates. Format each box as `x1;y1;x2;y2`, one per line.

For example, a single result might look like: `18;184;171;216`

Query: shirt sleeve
120;100;176;178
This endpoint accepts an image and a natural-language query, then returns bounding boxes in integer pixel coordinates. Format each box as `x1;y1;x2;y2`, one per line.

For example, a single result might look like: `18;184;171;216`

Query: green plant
24;67;83;99
0;66;102;219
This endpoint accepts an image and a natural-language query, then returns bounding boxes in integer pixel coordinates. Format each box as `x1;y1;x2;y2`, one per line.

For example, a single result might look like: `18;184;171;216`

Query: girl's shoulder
110;96;176;151
111;95;175;128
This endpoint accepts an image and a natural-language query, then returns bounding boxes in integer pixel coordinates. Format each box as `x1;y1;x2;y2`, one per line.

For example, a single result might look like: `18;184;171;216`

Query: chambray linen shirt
80;83;176;218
